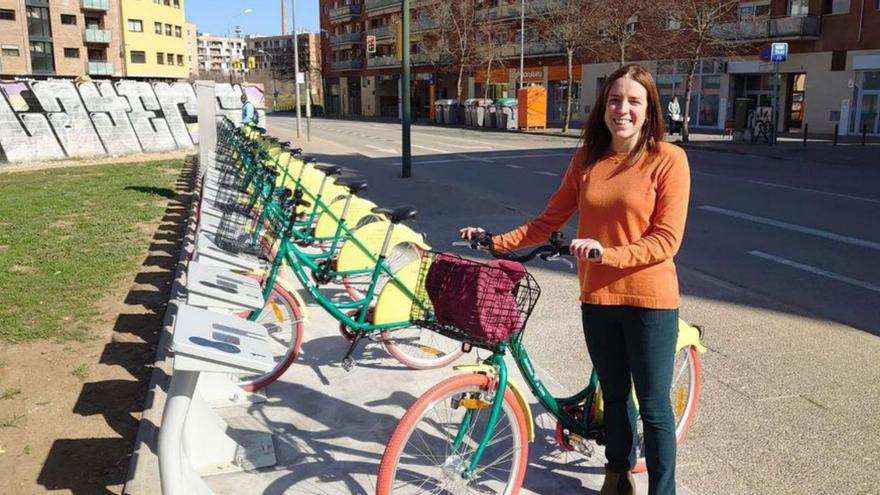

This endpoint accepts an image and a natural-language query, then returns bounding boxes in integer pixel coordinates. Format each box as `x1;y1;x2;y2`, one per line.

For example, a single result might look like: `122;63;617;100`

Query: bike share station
126;80;698;495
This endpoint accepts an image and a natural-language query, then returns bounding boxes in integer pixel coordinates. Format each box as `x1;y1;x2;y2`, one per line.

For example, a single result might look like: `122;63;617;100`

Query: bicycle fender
248;269;310;322
453;364;535;443
677;318;706;354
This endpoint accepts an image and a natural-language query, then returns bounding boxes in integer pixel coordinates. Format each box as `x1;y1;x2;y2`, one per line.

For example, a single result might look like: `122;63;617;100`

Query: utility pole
291;0;302;139
519;0;524;90
401;0;412;178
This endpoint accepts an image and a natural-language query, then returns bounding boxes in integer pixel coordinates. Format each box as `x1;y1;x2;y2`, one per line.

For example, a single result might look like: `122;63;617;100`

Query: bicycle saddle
371;205;417;224
335;176;368;194
314;163;343;175
276;141;291;148
299;155;318;164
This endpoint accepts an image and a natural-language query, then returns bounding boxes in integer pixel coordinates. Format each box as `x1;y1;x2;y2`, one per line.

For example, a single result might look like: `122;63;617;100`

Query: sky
184;0;320;37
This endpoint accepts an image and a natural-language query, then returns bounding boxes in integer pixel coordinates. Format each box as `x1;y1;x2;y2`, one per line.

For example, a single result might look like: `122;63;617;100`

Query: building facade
319;0;880;136
245;32;323;105
0;0;125;78
196;32;244;75
119;0;188;78
185;21;197;77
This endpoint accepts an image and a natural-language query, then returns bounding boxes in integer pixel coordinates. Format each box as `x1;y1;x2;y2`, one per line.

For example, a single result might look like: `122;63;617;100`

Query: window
157;52;164;64
738;2;771;19
831;50;847;71
0;9;15;21
788;0;809;16
127;19;142;31
665;15;681;31
154;21;162;34
26;6;52;38
130;50;146;63
29;41;55;73
165;23;172;36
177;54;183;65
63;47;79;58
1;45;20;56
625;15;639;33
822;0;849;14
61;14;76;25
166;52;174;64
175;25;181;37
173;0;180;7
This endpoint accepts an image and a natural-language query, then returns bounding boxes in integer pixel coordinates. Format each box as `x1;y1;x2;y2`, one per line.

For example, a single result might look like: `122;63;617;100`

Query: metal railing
329;32;363;45
86;61;113;75
331;59;364;71
366;0;401;12
83;28;111;43
329;4;362;21
369;55;398;67
366;25;394;39
710;15;820;41
80;0;109;10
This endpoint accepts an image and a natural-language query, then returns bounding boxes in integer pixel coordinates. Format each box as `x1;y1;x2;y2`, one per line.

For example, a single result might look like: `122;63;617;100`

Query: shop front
656;59;724;130
854;70;880;136
547;65;582;124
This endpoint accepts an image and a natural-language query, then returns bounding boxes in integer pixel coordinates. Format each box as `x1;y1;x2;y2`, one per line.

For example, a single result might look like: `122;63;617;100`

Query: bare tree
531;0;600;132
662;0;744;141
420;0;480;101
474;26;516;100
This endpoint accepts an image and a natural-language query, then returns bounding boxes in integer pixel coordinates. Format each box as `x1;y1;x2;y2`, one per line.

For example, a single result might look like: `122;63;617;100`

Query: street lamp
226;8;253;82
258;49;278;112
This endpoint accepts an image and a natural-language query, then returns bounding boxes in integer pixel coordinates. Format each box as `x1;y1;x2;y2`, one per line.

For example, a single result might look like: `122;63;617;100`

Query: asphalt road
267;115;880;495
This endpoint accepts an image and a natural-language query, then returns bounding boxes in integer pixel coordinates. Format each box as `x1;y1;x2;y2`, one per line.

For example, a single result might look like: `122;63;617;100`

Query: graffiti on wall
0;80;264;164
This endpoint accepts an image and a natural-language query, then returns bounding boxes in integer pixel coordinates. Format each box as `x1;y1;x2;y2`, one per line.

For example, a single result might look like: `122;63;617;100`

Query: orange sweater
493;142;691;309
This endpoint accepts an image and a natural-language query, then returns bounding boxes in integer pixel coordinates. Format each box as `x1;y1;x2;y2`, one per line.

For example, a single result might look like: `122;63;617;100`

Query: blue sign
770;42;788;63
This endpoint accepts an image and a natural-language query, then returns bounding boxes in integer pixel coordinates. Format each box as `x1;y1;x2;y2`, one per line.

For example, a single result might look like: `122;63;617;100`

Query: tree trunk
563;48;574;134
457;64;464;102
484;56;493;100
682;60;697;142
619;42;626;68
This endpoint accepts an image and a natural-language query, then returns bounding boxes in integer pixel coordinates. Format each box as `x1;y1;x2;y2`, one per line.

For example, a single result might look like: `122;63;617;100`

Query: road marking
746;180;880;205
365;144;397;154
699;205;880;251
748;251;880;293
535;171;559;176
506;164;524;169
433;141;493;149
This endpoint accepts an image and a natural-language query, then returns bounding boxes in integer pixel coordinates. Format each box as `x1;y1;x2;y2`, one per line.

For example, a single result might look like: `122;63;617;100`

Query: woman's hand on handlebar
458;227;486;240
570;238;604;263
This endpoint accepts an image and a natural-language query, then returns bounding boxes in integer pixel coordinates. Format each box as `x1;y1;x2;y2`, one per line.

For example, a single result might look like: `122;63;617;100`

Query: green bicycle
377;233;705;493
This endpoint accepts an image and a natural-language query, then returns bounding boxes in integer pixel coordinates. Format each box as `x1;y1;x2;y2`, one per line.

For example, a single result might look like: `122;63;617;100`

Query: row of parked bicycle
157;117;705;494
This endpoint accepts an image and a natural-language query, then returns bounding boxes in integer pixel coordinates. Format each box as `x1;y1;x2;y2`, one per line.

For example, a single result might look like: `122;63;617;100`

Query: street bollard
863;124;867;146
833;124;838;146
803;124;808;146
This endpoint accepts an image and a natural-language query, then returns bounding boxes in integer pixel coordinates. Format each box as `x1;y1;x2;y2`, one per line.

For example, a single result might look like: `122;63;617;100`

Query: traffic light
366;35;377;54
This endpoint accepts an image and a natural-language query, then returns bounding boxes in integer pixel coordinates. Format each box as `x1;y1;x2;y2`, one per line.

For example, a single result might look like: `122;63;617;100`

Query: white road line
433;141;493;149
746;180;880;204
365;144;397;154
506;164;524;169
535;171;559;176
748;251;880;293
699;205;880;251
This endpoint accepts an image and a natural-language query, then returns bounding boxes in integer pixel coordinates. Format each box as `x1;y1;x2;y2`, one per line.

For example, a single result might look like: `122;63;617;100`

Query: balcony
80;0;109;11
412;16;438;33
329;4;361;23
331;59;363;71
369;55;398;68
710;15;820;41
366;25;394;39
83;28;111;44
366;0;400;14
86;61;113;75
329;31;363;46
507;41;564;57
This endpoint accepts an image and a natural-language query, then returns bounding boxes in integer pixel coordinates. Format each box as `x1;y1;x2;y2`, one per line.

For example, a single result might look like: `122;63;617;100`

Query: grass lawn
0;159;184;342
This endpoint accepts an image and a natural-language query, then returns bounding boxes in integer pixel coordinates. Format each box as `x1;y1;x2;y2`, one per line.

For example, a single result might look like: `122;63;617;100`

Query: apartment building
246;32;323;106
185;21;197;77
119;0;188;78
0;0;124;78
320;0;880;135
195;33;244;75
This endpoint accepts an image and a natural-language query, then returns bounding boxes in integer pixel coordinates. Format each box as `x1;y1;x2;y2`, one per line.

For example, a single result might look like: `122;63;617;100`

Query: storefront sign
516;69;544;82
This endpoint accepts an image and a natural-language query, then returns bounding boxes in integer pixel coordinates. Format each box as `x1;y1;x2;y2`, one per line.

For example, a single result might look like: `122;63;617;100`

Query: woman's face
603;76;648;151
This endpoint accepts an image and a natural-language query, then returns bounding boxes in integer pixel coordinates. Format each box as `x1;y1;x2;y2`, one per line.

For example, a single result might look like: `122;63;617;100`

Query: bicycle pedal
341;357;355;372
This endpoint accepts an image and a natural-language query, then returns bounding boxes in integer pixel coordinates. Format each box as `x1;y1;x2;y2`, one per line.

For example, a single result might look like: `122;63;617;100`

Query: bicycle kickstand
341;332;364;372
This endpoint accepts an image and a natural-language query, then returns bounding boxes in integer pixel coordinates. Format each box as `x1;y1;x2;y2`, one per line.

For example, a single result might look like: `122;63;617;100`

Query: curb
122;157;197;495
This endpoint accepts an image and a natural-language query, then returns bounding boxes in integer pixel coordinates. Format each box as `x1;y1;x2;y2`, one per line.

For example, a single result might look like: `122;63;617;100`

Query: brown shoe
599;470;635;495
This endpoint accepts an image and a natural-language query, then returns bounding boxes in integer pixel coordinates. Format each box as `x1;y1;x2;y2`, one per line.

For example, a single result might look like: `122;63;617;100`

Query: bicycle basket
410;251;541;350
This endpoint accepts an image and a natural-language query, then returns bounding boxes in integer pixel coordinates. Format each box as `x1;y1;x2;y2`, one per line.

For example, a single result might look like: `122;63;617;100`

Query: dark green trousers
581;303;678;495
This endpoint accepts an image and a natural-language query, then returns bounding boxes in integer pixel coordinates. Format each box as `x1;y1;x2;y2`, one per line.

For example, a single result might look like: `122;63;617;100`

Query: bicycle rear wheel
634;344;701;472
377;374;528;495
237;282;305;392
381;326;464;370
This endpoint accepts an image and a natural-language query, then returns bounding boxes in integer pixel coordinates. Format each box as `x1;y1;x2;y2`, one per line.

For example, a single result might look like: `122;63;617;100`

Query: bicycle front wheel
377;374;529;495
634;344;701;472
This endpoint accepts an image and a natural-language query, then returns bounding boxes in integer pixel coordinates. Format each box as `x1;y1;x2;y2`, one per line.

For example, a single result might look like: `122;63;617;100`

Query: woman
461;64;690;495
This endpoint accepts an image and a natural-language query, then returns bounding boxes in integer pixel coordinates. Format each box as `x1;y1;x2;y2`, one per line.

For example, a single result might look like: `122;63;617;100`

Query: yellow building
119;0;188;78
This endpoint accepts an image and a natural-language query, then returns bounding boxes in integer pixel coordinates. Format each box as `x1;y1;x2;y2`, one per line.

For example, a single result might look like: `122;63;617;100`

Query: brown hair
580;64;665;169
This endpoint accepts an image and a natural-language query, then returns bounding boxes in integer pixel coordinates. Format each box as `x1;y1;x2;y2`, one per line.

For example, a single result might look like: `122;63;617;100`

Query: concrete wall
0;79;264;164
